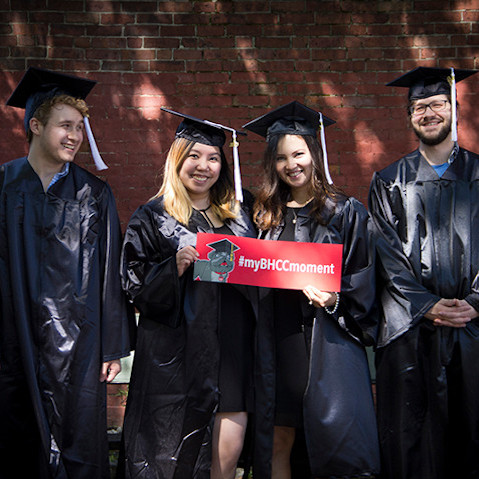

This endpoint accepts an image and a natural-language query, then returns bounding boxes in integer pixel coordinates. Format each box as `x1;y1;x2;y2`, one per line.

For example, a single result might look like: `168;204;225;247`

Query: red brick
143;37;180;49
47;0;83;10
198;37;235;48
227;24;265;36
1;1;479;230
11;45;47;57
65;12;100;23
85;24;123;36
121;2;159;12
100;13;135;24
232;1;271;13
136;13;174;24
256;36;291;49
161;25;195;36
192;2;218;13
85;1;119;13
185;60;222;72
124;24;159;36
210;13;234;25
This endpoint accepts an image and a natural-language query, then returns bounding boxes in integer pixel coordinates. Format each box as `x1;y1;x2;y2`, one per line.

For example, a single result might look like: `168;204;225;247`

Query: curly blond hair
27;94;89;142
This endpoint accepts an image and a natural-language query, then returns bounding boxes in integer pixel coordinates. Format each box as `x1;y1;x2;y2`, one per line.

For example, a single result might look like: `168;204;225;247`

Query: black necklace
194;205;215;228
289;207;301;224
196;205;211;213
292;209;298;224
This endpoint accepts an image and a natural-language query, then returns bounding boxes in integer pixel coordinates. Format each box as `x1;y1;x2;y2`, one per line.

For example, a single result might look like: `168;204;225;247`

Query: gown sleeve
368;172;439;342
100;185;136;361
332;197;378;346
121;204;183;328
467;273;479;312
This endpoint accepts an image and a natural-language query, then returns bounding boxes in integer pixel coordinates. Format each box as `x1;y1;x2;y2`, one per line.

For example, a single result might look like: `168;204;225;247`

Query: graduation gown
368;147;479;479
254;196;380;478
120;196;257;479
0;157;133;479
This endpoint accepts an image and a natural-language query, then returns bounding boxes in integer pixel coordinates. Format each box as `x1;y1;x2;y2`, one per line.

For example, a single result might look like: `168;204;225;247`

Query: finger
437;310;472;321
99;363;109;382
107;365;121;383
185;245;199;258
433;318;469;328
438;298;457;306
302;289;313;303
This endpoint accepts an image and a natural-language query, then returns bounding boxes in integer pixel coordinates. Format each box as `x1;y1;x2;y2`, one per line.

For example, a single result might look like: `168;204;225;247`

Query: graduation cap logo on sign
6;66;108;170
193;238;240;283
242;101;336;184
387;66;478;142
161;107;245;202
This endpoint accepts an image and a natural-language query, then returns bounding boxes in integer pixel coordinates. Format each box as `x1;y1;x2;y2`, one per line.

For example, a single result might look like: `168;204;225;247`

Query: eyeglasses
409;100;450;116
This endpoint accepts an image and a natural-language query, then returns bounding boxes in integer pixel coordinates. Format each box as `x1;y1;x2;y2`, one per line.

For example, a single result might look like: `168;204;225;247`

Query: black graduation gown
368;147;479;479
120;196;258;479
255;196;380;478
0;157;134;479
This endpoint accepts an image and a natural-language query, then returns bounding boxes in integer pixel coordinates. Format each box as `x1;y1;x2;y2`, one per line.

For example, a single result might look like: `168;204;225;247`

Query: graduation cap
161;107;245;202
6;66;107;170
207;238;240;261
242;101;336;184
387;66;478;142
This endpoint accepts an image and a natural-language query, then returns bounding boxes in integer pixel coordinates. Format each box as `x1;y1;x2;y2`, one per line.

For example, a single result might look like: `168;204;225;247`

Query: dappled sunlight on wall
1;0;478;220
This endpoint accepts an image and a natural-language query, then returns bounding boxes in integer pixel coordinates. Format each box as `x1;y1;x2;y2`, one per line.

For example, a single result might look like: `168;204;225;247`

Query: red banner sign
193;232;343;291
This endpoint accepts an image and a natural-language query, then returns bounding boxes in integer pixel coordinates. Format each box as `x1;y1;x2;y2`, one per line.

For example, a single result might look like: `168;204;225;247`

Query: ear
29;117;43;136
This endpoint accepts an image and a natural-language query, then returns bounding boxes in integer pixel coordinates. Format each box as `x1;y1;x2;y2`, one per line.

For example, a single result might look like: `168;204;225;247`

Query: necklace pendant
292;218;296;224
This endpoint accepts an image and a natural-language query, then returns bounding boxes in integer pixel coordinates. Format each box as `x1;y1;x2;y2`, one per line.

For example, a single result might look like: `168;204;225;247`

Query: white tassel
83;116;108;170
449;67;458;142
319;112;333;184
204;119;243;203
231;130;243;203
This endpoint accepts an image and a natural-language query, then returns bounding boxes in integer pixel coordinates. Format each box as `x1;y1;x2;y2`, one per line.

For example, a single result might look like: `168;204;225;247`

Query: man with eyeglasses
368;67;479;479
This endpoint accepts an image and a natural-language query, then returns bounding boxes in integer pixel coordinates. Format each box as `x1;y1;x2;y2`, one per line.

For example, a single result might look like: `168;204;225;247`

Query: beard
412;117;452;146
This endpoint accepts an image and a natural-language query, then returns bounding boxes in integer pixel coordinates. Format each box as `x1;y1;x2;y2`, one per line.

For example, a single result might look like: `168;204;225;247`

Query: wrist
325;292;340;315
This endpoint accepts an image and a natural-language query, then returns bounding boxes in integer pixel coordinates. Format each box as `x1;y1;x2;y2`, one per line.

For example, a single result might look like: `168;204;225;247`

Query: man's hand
100;359;122;382
424;298;479;328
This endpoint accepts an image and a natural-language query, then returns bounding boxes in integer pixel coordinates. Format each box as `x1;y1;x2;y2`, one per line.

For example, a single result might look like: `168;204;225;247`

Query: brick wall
1;0;478;223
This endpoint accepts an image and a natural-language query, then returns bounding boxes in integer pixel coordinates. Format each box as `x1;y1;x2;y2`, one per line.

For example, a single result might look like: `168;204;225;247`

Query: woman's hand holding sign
176;245;199;277
303;285;338;310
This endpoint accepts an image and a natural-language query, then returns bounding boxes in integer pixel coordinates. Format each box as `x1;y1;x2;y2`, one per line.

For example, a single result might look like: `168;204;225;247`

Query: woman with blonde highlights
156;137;238;226
120;111;257;479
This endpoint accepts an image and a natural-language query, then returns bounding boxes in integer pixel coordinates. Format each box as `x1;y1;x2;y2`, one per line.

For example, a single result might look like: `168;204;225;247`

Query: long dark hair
253;133;343;230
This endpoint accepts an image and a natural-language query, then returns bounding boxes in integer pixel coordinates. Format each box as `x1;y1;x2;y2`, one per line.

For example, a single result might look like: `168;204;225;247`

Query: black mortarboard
161;107;245;202
241;101;335;139
207;238;240;257
386;66;477;100
6;66;96;132
161;107;227;147
242;101;336;184
6;66;107;170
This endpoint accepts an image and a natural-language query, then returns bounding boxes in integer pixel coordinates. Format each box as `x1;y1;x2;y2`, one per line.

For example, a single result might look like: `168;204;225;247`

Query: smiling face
410;94;452;146
178;142;222;203
275;134;314;198
32;103;84;167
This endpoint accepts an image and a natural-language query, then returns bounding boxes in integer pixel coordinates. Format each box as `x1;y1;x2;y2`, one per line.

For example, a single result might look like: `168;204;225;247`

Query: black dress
214;224;255;412
273;207;309;427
